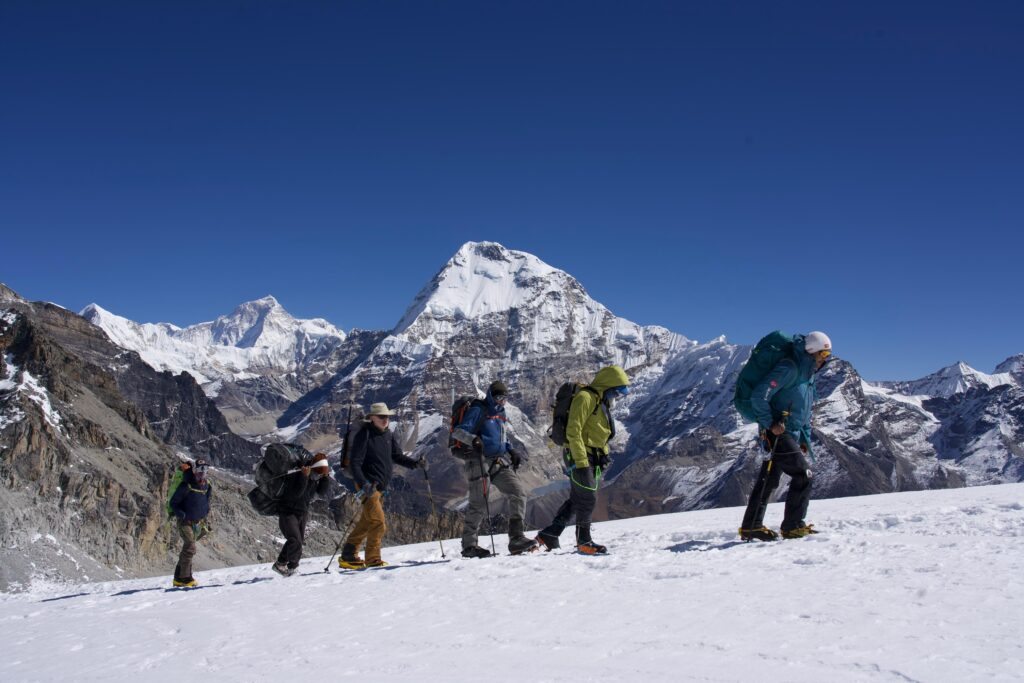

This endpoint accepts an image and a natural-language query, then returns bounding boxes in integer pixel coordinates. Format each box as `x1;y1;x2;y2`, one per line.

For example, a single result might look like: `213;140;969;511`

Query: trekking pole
421;463;446;559
478;452;497;555
324;498;363;572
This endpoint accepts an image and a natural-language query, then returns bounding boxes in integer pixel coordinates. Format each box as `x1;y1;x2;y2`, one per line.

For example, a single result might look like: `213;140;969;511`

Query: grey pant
462;457;526;549
175;520;197;581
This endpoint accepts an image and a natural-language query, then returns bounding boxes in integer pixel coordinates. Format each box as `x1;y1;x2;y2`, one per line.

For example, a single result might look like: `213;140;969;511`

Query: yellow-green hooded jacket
566;365;630;469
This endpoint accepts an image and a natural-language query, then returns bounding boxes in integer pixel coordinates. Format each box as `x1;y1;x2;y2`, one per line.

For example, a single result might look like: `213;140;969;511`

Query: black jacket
169;471;211;522
349;424;418;491
276;469;331;516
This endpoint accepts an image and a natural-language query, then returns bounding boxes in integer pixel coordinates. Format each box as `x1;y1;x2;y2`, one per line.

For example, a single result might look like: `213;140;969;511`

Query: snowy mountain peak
995;354;1024;378
884;360;1015;398
0;283;26;304
81;298;346;388
206;296;296;349
393;241;584;335
374;241;692;391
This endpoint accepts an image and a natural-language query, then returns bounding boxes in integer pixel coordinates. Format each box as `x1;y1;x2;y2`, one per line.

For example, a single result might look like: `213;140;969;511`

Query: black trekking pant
740;432;812;532
277;511;308;568
540;465;598;538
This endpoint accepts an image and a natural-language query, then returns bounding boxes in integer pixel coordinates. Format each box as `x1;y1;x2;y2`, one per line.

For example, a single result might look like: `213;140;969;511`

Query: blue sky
1;1;1021;381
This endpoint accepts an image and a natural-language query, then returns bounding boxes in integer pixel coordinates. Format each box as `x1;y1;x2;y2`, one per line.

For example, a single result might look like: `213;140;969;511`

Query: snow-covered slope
3;483;1022;682
81;297;346;386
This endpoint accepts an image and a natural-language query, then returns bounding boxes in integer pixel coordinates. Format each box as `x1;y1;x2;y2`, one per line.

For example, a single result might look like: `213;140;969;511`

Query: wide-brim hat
366;402;396;417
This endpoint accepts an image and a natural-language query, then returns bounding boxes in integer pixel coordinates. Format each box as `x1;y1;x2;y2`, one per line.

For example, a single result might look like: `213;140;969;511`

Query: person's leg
362;493;388;563
772;440;812;532
175;520;197;581
461;459;488;550
740;457;783;531
492;467;526;532
278;513;303;566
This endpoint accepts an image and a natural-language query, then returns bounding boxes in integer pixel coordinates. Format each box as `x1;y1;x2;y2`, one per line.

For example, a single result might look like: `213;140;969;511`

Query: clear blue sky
1;1;1021;381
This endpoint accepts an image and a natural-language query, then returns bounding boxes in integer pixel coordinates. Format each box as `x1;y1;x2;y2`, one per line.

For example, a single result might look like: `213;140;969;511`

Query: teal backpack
733;331;796;423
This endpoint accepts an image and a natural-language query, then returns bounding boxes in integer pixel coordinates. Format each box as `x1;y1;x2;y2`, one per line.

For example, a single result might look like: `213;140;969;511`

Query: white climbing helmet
805;331;832;355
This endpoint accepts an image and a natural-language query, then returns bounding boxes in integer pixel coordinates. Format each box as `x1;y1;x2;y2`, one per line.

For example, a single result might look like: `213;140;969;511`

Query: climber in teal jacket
750;332;819;458
741;331;833;541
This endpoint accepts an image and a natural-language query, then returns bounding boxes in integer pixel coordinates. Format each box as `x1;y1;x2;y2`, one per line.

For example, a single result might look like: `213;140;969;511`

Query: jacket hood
590;365;630;395
792;334;818;376
485;385;506;412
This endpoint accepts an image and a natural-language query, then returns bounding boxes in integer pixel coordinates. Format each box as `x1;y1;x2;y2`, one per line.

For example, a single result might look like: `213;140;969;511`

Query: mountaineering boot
781;524;819;539
461;545;492;559
575;525;607;555
272;561;294;577
339;543;365;569
172;578;197;588
739;526;779;542
509;536;538;555
535;529;560;551
364;559;388;568
338;559;367;570
508;518;538;555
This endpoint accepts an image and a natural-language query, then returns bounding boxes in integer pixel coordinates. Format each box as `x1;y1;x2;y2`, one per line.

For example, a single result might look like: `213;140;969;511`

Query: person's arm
451;404;483;448
751;360;797;431
566;391;596;469
391;434;419;469
314;474;331;496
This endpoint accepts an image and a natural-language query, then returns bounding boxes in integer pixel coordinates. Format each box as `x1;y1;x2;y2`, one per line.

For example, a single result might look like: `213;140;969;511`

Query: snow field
2;484;1023;682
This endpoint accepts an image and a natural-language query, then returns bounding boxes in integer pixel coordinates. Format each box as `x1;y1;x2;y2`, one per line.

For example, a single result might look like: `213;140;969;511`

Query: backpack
548;383;600;447
337;404;358;475
448;396;486;459
247;443;310;516
732;331;796;423
165;461;192;518
339;427;358;476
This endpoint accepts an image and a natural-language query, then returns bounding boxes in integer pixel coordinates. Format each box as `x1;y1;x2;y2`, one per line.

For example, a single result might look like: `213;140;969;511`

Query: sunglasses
372;414;391;420
493;394;508;401
193;464;209;474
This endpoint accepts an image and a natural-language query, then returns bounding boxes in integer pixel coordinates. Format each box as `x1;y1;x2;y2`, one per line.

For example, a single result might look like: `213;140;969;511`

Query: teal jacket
751;334;818;456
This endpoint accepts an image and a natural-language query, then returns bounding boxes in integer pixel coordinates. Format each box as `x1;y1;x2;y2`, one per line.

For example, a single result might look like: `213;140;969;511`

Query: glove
356;483;376;502
508;448;524;472
799;442;808;454
194;520;212;541
769;421;786;436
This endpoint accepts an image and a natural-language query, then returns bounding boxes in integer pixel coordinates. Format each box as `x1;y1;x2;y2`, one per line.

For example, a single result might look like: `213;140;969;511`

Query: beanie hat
489;381;508;397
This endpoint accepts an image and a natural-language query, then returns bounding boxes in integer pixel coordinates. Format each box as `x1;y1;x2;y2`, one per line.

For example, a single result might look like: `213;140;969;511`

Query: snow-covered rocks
81;297;346;385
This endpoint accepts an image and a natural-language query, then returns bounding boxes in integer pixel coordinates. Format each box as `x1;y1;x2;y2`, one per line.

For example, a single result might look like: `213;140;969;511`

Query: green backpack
733;331;796;423
165;462;192;518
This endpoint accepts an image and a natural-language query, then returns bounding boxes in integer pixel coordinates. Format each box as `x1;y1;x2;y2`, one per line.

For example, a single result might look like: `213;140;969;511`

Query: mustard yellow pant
345;492;387;562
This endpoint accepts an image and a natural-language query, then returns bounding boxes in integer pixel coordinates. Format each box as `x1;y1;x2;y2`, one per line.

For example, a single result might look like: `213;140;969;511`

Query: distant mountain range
2;242;1021;587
